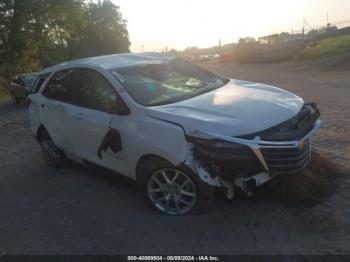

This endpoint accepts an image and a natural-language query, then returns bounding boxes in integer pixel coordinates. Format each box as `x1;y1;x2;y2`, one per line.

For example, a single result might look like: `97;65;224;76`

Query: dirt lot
1;62;350;255
203;60;350;170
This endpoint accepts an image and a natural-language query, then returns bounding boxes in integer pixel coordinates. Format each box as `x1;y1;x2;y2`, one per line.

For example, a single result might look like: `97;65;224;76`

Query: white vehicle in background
27;53;321;215
10;73;37;103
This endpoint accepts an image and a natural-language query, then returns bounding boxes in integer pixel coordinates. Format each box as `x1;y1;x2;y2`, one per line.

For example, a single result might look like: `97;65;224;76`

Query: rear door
40;69;79;154
68;68;129;175
28;73;51;134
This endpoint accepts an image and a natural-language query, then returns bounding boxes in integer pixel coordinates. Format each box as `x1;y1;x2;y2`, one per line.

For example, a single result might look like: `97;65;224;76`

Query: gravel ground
1;61;350;255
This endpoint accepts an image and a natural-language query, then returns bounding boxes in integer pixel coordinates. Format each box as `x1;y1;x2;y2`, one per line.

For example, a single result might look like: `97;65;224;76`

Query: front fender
123;117;189;178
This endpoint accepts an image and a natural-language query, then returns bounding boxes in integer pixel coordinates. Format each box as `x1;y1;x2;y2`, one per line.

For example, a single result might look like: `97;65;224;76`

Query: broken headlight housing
188;137;253;160
187;137;264;179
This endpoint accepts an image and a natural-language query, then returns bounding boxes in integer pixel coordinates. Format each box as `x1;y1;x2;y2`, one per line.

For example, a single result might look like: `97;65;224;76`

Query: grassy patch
300;34;350;60
0;88;11;103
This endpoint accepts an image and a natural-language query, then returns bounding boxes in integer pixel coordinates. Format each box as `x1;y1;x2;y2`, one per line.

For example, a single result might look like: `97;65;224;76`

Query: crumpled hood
147;79;304;137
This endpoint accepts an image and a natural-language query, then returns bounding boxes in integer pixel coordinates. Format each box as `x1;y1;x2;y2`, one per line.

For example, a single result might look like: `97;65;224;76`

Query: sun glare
114;0;350;52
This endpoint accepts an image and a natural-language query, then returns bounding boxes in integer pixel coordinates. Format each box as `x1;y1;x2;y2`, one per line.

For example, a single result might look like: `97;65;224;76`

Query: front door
68;68;129;175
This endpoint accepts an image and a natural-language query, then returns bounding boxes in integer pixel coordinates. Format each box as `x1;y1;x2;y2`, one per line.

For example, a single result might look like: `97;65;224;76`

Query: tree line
0;0;130;80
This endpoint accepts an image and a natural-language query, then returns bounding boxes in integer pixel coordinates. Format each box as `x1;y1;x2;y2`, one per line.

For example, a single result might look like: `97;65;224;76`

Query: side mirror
16;80;25;87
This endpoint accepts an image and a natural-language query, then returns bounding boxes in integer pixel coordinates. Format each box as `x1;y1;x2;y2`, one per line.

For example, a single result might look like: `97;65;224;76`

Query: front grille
260;140;311;174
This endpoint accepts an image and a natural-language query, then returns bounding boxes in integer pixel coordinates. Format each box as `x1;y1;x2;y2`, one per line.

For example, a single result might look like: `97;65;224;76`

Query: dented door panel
68;105;129;175
113;115;189;179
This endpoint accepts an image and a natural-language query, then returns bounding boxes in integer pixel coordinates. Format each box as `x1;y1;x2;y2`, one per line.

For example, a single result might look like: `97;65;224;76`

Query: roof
40;52;176;74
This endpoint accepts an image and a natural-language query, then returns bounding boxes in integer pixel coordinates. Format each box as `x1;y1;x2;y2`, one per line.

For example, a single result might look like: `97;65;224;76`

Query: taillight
25;98;31;108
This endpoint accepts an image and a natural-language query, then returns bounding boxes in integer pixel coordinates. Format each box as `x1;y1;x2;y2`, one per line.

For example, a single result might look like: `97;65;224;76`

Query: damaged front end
185;103;322;198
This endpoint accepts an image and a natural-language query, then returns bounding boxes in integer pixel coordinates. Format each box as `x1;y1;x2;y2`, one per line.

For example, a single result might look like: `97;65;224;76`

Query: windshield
111;58;228;106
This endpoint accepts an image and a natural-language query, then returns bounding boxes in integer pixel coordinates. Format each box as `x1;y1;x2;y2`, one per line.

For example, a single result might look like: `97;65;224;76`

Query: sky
112;0;350;52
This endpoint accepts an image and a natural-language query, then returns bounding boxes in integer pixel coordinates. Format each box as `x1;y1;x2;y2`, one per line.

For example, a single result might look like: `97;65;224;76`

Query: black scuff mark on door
97;129;122;159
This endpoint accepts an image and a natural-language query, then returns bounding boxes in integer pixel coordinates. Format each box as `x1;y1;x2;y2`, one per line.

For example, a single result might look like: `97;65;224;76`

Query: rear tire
138;157;214;215
38;130;66;168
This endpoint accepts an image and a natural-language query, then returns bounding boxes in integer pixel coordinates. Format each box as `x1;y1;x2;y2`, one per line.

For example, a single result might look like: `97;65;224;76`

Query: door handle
47;101;61;107
51;102;61;107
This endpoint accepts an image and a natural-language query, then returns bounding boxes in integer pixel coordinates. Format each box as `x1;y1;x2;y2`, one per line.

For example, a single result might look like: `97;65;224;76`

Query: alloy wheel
147;168;197;215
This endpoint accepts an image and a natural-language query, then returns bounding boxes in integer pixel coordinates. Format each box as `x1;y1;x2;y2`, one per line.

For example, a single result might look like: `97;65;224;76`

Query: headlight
187;136;264;178
187;136;254;160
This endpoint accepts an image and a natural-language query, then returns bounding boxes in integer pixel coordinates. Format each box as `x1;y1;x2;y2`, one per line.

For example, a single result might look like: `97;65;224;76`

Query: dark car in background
10;73;37;103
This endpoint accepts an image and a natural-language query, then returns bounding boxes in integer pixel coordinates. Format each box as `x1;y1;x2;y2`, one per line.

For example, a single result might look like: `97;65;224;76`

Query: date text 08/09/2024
127;256;220;261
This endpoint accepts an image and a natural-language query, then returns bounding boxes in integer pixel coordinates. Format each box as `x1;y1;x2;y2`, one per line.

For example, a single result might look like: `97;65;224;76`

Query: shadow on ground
81;149;345;211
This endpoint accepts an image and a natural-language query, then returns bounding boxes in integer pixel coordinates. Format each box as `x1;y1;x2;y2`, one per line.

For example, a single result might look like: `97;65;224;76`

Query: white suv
28;53;321;215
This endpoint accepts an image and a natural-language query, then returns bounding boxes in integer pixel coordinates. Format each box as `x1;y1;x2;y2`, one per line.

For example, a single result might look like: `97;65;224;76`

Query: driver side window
75;69;117;112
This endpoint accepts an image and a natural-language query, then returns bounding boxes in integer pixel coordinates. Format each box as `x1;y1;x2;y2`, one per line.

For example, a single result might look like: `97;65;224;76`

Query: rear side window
32;73;51;93
42;69;78;103
75;69;117;112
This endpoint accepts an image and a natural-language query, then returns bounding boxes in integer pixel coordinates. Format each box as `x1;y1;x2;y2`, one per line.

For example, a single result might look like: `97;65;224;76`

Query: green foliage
0;79;10;103
300;34;350;60
82;0;130;57
0;0;130;80
0;89;10;103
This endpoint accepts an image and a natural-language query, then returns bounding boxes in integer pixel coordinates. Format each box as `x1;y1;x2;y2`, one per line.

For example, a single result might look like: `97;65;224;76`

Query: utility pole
327;12;329;27
141;45;144;53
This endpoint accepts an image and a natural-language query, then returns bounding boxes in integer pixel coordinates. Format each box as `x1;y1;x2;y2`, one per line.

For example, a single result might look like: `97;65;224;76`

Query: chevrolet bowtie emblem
298;139;305;150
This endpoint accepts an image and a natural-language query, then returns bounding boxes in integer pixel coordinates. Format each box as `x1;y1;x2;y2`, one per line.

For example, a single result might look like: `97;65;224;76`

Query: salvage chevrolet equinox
27;53;321;215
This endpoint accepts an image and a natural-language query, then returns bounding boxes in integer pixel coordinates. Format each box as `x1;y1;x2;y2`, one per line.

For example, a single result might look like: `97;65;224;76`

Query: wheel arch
135;154;172;180
36;124;49;140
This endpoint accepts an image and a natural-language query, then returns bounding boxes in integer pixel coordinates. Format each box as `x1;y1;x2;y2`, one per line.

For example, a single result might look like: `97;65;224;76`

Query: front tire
138;158;214;215
38;130;66;168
